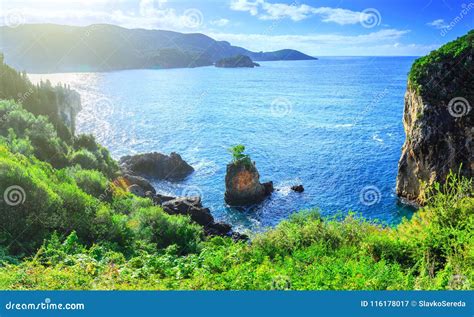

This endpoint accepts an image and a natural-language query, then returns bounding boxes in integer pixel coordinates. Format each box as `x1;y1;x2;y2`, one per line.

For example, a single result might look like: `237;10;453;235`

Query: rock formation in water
396;31;473;204
225;160;273;206
291;185;304;193
215;55;260;68
120;152;194;181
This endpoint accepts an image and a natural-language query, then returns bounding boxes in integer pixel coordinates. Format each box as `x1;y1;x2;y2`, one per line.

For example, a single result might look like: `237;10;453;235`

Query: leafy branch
228;144;252;166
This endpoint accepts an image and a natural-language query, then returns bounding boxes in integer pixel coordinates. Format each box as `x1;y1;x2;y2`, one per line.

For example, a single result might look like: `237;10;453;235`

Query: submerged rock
291;185;304;193
120;152;194;181
224;160;273;206
396;31;474;204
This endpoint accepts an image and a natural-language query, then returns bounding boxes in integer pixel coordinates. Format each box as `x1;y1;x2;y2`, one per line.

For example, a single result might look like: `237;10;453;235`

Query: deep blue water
30;57;418;232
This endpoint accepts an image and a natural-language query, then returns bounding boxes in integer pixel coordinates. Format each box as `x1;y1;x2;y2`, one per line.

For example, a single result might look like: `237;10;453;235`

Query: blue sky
1;0;473;55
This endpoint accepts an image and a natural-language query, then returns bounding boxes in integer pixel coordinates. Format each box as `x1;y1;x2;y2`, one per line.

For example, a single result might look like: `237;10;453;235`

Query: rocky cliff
55;86;81;135
396;31;473;203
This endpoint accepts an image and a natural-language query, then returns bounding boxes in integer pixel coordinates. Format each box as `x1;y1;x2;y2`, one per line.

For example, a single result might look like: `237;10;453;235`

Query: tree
228;144;252;166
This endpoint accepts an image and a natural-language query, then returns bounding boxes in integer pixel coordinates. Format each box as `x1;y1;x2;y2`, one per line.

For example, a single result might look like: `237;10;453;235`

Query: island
215;55;260;68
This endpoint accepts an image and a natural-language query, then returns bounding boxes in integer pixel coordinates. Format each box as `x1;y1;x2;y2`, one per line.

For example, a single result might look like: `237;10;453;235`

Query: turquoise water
30;57;417;231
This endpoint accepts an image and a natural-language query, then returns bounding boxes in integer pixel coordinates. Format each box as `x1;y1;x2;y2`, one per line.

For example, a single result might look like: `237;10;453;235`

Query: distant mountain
0;24;317;73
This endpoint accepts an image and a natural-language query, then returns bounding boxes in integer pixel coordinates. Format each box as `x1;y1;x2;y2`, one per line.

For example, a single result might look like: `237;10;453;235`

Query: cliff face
396;31;474;203
55;88;81;135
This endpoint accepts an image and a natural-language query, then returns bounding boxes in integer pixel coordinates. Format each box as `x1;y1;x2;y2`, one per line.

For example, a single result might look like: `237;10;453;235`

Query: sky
1;0;473;56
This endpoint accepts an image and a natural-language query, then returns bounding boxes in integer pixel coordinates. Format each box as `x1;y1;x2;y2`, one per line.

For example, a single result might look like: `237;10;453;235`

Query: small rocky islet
215;55;260;68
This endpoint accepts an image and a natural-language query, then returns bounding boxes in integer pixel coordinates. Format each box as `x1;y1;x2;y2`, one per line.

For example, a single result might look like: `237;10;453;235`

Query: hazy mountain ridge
0;24;316;72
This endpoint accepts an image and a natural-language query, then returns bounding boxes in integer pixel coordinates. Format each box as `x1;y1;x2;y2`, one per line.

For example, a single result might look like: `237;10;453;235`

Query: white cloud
426;19;448;29
230;0;262;16
313;7;365;25
208;29;438;56
210;18;230;27
259;3;316;21
230;0;377;25
0;0;203;31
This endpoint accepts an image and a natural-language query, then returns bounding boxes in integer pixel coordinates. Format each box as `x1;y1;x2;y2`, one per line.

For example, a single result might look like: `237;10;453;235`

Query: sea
29;57;418;232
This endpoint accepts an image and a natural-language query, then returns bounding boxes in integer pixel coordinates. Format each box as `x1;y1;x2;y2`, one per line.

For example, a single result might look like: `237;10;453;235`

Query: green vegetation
0;59;472;290
0;100;117;176
0;54;80;140
0;171;471;290
408;30;473;101
228;144;252;166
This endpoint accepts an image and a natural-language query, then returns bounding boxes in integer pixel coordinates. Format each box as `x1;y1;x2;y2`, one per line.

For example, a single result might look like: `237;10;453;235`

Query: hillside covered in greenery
0;59;472;290
408;30;474;102
0;24;315;72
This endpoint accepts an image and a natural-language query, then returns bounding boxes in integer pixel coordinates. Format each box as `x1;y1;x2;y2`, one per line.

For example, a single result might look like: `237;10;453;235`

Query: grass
0;172;471;290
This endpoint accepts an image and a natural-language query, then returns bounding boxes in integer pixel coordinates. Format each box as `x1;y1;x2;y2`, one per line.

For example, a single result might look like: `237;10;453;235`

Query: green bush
228;144;252;166
0;100;118;177
69;149;99;170
0;147;62;254
92;206;134;253
72;134;118;178
73;134;98;152
0;100;69;167
67;167;108;198
131;207;203;255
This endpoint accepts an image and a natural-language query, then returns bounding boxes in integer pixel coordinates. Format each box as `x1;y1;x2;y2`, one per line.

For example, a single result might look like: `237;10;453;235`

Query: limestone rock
224;161;273;206
396;31;473;204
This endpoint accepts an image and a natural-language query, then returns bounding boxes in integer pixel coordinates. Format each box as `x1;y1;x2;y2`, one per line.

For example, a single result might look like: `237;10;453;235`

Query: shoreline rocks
120;152;194;181
122;174;156;195
224;160;273;206
125;177;248;241
158;194;248;241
